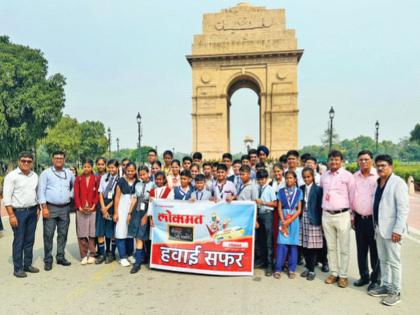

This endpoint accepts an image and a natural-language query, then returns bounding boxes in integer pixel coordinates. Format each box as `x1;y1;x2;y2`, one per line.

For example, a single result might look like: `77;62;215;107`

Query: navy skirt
96;199;115;238
127;209;149;241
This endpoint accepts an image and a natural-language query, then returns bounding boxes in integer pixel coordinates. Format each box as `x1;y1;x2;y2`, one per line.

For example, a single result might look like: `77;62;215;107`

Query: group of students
3;145;409;306
66;146;330;280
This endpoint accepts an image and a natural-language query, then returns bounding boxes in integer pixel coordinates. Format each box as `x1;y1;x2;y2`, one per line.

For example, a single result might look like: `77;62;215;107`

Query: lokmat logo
157;210;204;225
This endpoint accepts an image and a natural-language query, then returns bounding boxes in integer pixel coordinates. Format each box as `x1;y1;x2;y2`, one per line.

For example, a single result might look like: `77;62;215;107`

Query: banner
150;199;256;276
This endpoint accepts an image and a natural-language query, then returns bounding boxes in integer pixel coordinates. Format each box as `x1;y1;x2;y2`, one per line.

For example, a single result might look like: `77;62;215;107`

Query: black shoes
105;254;116;264
321;263;330;273
95;255;106;265
265;267;273;277
44;263;52;271
354;278;370;287
130;264;141;274
24;266;40;273
301;270;309;277
14;270;28;278
306;272;316;281
56;258;71;266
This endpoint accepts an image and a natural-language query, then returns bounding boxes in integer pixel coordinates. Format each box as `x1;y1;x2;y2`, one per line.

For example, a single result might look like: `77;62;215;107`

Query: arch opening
227;76;261;154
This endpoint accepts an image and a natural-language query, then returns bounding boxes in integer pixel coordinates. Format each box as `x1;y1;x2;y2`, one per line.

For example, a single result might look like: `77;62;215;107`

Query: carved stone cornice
186;49;304;66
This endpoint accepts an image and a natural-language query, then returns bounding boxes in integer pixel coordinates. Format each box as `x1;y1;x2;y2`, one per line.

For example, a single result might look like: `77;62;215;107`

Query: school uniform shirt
237;182;258;201
271;178;286;193
314;172;321;185
205;177;214;191
191;189;212;201
212;180;237;201
98;173;119;199
228;174;242;193
173;186;194;200
258;183;277;213
135;180;155;210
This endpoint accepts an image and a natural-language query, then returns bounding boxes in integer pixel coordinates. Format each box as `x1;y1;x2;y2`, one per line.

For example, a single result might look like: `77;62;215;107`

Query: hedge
346;162;420;183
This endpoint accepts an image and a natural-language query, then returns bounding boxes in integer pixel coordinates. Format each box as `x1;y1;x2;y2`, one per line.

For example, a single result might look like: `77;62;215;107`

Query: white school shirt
212;180;237;201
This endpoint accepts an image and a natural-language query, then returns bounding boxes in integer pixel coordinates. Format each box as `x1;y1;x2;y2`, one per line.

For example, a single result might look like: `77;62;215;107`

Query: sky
1;0;419;154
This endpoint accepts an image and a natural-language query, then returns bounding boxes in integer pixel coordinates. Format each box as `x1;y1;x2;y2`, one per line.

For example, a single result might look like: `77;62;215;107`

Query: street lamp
116;137;120;156
107;127;111;158
375;120;380;154
136;112;142;163
328;106;335;152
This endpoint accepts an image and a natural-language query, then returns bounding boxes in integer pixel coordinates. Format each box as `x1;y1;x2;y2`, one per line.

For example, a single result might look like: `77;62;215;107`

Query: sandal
273;272;281;279
289;272;296;279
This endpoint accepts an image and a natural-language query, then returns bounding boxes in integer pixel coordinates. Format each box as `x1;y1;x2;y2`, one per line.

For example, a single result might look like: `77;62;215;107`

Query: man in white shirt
3;151;39;278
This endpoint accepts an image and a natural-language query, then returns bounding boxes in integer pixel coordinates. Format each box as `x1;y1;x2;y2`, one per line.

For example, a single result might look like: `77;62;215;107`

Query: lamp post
136;112;142;163
328;106;335;152
107;127;111;158
116;137;120;156
375;120;380;154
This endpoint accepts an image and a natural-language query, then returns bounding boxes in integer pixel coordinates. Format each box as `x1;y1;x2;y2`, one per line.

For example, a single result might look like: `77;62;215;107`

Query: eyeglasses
20;159;33;164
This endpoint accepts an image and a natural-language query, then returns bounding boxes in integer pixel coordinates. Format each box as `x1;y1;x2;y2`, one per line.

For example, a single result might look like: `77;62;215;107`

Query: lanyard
216;182;225;199
259;185;267;198
139;181;148;200
284;187;298;210
51;167;67;180
238;182;250;196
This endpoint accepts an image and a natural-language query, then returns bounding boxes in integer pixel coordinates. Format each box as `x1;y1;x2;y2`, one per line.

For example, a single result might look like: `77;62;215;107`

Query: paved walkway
1;213;420;314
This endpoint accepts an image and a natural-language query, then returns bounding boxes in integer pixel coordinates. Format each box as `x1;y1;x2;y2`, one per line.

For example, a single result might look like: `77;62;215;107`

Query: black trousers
255;212;274;267
12;207;38;272
317;236;329;265
303;247;320;272
354;213;380;283
43;205;70;264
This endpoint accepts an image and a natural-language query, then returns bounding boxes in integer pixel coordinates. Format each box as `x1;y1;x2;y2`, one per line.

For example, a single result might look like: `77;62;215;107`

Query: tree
0;36;66;161
130;146;155;163
41;115;108;164
410;124;420;144
42;115;81;163
78;121;108;161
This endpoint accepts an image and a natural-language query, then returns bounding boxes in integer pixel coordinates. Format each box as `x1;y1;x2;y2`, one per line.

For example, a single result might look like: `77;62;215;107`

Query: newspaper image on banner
150;199;256;276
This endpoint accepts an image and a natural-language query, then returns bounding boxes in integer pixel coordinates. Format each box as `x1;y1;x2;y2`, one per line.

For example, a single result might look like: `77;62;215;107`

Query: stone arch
187;3;303;159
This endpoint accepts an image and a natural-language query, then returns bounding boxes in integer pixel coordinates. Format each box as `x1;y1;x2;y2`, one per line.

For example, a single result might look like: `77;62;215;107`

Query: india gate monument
187;3;303;160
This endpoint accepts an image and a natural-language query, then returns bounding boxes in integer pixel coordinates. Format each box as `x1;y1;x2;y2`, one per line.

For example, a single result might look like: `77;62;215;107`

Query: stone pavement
1;212;419;315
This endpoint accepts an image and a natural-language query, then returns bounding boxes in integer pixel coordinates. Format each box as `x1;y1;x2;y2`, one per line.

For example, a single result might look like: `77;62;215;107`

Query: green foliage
78;121;108;161
301;136;420;163
410;124;420;144
0;36;66;160
130;146;155;163
41;115;107;164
